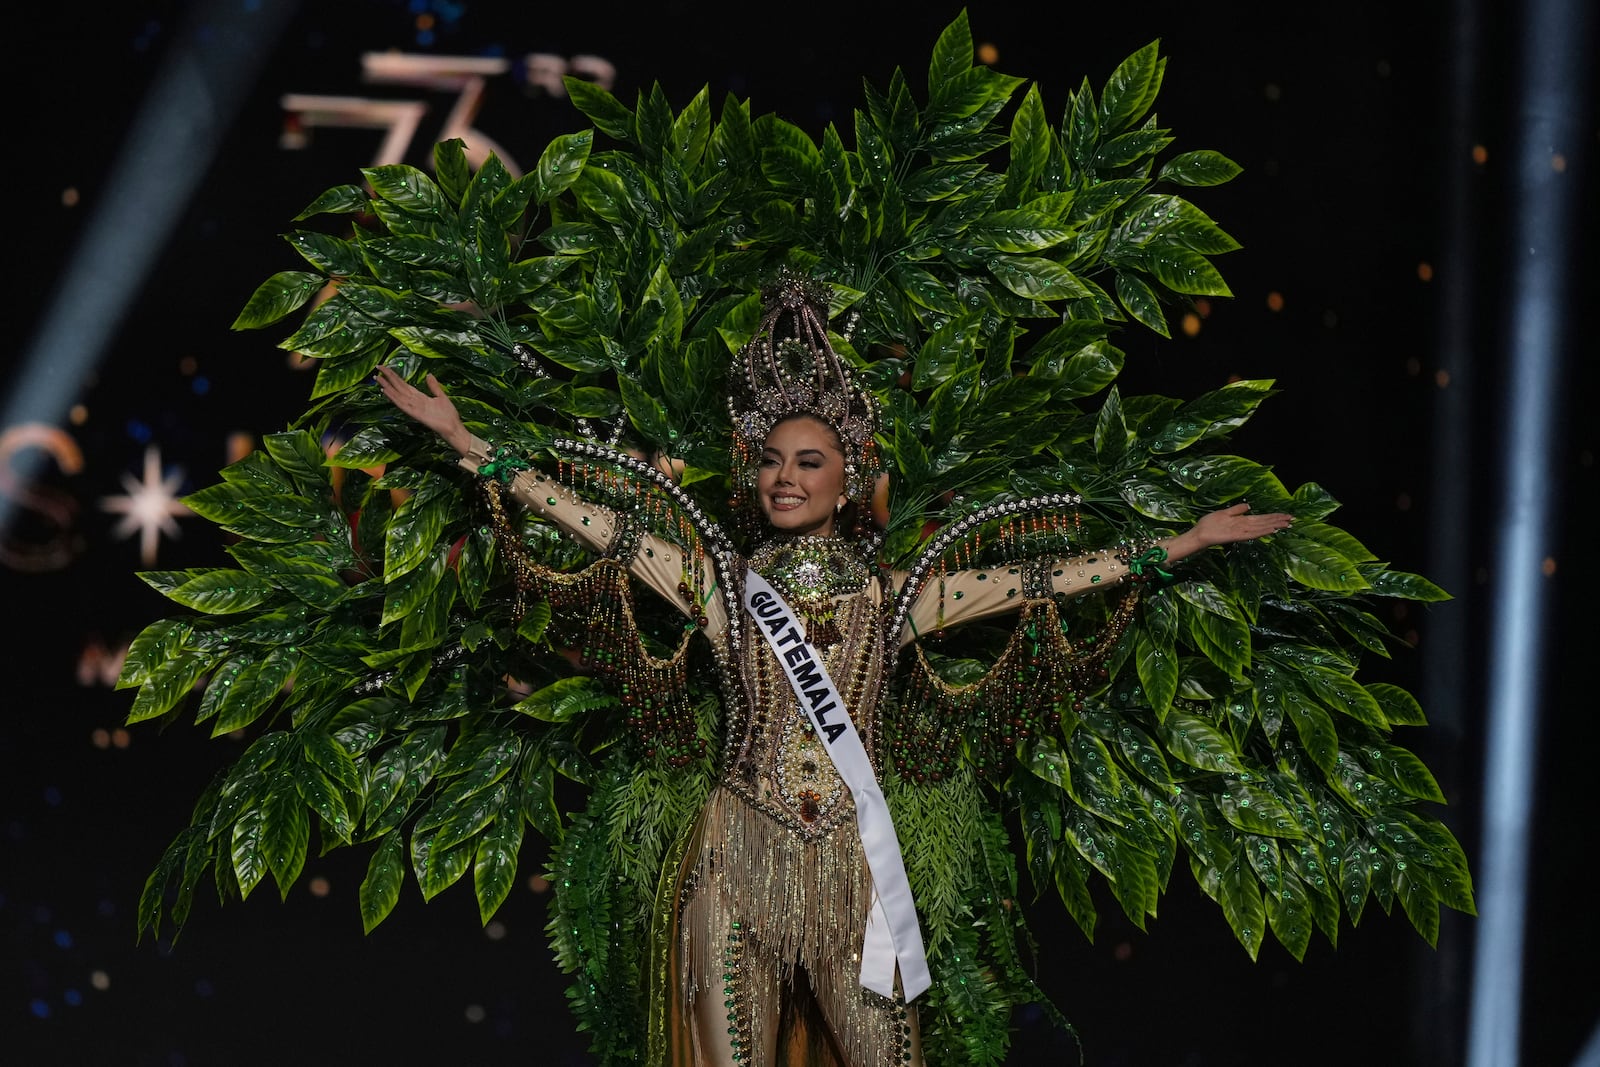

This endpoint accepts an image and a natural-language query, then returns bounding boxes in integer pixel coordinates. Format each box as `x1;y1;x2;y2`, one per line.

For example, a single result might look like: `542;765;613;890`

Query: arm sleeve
899;548;1138;647
460;436;729;641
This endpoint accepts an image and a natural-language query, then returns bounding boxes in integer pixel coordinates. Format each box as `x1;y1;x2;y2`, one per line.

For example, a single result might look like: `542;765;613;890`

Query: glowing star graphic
101;445;191;566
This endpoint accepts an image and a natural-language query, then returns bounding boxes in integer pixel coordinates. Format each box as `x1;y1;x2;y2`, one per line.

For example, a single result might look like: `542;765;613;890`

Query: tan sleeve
460;436;729;641
898;549;1137;647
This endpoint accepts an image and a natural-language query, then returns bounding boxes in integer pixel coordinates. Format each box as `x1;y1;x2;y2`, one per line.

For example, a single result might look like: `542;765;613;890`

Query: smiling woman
757;417;850;537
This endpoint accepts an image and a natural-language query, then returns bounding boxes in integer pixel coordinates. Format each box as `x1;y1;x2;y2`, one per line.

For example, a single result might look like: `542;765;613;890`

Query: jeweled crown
726;271;881;506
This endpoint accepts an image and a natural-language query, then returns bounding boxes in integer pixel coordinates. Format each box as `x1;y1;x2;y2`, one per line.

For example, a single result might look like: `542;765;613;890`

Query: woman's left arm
899;503;1292;643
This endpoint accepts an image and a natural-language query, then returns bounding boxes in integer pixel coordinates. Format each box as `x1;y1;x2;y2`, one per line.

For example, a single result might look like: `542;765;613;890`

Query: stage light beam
0;0;301;536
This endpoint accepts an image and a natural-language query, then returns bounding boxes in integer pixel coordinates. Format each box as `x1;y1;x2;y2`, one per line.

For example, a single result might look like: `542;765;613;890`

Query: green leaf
1280;534;1371;593
563;77;636;144
1340;837;1375;924
474;807;525;923
1098;41;1163;135
1005;84;1050;194
1186;600;1251;678
1158;711;1246;774
125;652;212;724
1052;342;1124;399
926;10;973;101
383;474;454;582
671;86;712;167
912;317;978;389
1395;868;1440;946
1144;245;1233;297
1301;665;1390;730
1093;387;1128;465
1215;779;1300;837
362;164;449;221
284;230;363;277
294;184;369;219
1368;682;1428;726
1134;627;1178;718
1274;677;1339;773
1217;849;1267;959
1364;568;1452;602
296;763;353;844
1115;271;1168;337
413;830;473;902
366;726;448;835
117;618;192;688
1362;739;1446;803
328;426;402;469
433;139;471;205
535;129;594;203
1093;129;1174;170
262;770;310;898
901;163;987;202
619;374;674;447
964;210;1071;254
211;649;295;736
1159;150;1244;187
231;802;269;899
1173;580;1242;622
1266;869;1316;960
1119;476;1190;521
359;833;406;933
383;544;448;626
512;676;613;722
232;272;326;330
988;256;1091;301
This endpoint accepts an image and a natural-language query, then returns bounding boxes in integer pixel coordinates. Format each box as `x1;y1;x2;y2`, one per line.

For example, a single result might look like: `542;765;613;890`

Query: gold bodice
723;537;887;838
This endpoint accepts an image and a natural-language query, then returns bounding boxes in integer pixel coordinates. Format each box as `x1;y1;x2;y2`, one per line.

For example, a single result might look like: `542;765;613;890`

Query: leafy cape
123;12;1471;1064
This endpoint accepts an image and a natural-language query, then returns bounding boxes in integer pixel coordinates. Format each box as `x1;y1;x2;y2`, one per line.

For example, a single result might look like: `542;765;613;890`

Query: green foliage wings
127;13;1469;1064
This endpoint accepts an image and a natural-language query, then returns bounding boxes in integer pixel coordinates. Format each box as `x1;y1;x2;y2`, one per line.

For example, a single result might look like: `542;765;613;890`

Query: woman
375;279;1291;1067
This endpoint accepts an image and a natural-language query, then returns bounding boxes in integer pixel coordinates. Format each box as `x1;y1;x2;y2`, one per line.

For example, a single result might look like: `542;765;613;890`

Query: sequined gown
463;442;1147;1067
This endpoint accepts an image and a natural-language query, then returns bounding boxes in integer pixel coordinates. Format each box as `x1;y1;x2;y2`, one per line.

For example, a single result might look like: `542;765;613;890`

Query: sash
743;568;932;1002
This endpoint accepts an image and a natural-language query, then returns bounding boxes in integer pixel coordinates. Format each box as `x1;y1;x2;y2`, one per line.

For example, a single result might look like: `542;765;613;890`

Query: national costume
122;14;1473;1066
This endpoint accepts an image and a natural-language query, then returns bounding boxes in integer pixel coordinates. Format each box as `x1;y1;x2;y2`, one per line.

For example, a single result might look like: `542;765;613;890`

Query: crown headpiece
726;271;882;512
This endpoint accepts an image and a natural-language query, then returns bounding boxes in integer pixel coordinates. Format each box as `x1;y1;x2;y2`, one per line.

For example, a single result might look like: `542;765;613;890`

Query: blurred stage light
0;0;300;536
1465;1;1592;1065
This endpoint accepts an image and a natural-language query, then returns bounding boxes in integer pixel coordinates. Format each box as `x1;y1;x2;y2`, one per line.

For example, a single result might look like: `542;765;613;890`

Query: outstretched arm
899;503;1293;644
374;366;729;639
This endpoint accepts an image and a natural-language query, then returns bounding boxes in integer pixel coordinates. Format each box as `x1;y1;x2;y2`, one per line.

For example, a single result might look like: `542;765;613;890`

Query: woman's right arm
374;367;728;638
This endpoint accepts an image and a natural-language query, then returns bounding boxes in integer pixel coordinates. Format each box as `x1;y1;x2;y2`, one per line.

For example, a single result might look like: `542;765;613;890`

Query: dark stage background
5;2;1593;1065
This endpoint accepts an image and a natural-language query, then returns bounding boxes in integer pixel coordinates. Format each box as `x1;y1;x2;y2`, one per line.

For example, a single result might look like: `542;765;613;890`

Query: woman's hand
375;366;472;456
1163;502;1293;563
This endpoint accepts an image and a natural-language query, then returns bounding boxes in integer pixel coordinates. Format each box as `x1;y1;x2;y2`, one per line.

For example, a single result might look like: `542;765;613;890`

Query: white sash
743;568;932;1002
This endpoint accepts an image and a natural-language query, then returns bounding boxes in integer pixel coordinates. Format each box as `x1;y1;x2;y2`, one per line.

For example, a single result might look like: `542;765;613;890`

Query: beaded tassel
888;591;1143;783
483;480;706;767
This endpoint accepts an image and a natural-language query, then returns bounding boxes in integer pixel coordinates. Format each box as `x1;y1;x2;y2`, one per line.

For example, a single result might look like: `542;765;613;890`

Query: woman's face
756;416;848;537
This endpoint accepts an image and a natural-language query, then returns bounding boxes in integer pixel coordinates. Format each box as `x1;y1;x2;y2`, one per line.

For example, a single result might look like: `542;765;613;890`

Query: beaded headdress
726;271;882;515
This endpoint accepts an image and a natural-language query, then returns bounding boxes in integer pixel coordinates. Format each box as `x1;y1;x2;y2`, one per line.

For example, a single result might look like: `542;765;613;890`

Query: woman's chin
762;512;833;537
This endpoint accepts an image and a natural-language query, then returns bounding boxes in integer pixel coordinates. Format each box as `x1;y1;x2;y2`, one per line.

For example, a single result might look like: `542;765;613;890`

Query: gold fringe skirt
675;785;916;1067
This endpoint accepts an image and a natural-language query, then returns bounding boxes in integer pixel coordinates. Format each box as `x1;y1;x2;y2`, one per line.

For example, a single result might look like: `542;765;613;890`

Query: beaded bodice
723;537;887;838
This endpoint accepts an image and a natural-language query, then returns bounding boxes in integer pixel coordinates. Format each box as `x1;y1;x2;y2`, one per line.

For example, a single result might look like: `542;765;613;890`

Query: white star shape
101;445;191;566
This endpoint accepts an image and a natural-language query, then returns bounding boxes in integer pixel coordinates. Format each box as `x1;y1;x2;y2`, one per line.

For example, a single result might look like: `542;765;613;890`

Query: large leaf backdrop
123;12;1471;1064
